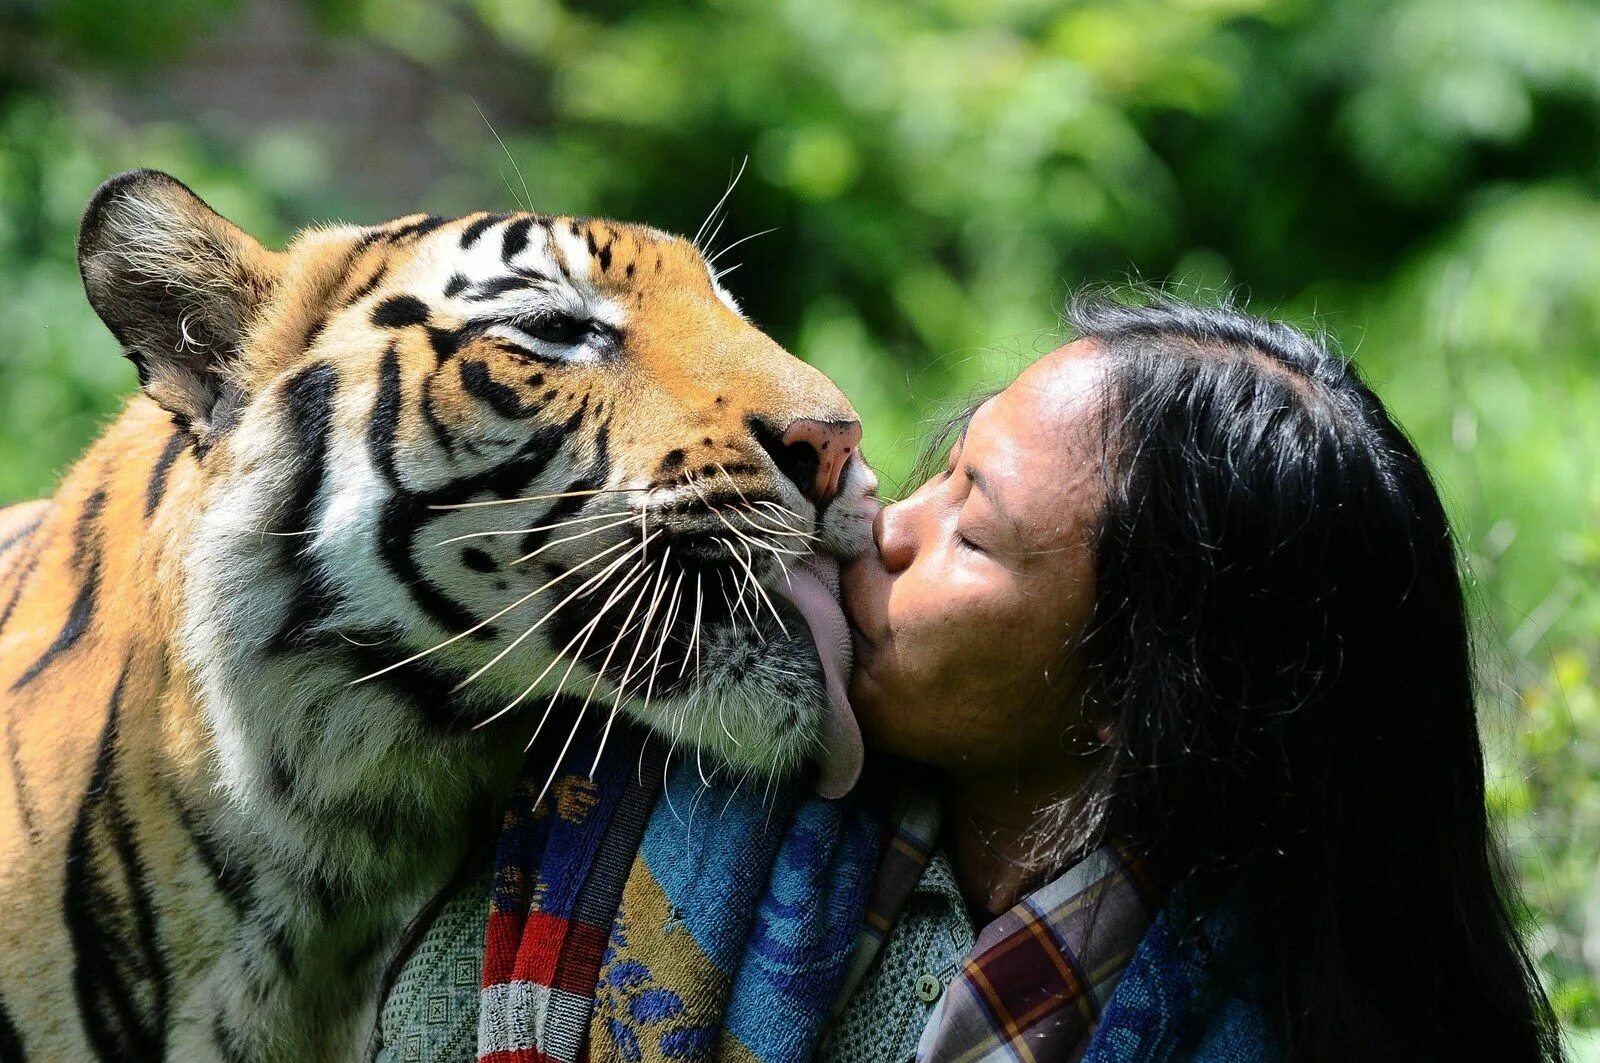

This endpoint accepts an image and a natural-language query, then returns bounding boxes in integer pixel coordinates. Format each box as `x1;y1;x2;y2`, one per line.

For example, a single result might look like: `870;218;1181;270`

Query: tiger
0;169;877;1061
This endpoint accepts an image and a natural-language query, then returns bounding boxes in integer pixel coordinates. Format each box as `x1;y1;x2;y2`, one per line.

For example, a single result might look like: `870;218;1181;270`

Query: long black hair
1035;291;1562;1060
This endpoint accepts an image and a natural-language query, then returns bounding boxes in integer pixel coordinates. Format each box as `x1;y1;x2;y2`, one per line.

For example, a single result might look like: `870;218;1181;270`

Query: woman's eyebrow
963;465;1011;523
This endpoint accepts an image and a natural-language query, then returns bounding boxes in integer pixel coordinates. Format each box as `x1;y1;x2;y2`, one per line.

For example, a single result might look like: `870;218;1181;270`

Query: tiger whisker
678;572;703;681
716;568;744;641
692;477;806;558
482;560;652;732
717;512;807;556
433;509;633;547
592;552;674;773
613;564;684;711
565;559;659;759
350;538;631;685
544;552;665;795
510;516;636;566
751;499;808;522
706;227;777;268
678;480;764;624
428;486;650;511
486;558;654;735
636;569;684;706
709;463;752;505
613;565;682;700
607;552;672;706
734;508;818;542
731;538;790;637
702;211;731;266
693;155;747;252
721;762;755;816
530;695;599;817
714;537;763;633
457;533;656;695
472;97;531;212
736;502;817;536
693;686;712;789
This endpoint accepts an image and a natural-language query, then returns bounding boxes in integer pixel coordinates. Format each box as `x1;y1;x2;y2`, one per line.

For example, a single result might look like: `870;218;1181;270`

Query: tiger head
77;170;875;794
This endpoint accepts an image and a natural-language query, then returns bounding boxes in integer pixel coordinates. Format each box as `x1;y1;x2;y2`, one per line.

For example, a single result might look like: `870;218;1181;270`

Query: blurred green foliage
2;0;1598;1047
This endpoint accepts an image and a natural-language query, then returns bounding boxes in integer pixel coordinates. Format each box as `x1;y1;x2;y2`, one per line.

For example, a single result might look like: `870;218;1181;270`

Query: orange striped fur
0;171;875;1060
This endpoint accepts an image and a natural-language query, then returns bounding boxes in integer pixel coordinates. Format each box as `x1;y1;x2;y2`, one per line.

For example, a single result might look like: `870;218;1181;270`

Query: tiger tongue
773;553;864;800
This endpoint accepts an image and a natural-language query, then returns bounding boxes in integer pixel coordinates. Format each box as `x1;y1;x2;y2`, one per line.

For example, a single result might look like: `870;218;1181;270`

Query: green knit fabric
376;854;975;1063
374;871;491;1063
819;851;975;1063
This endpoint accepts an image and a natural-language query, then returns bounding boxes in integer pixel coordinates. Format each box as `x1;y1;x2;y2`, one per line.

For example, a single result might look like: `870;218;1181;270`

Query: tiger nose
761;417;862;507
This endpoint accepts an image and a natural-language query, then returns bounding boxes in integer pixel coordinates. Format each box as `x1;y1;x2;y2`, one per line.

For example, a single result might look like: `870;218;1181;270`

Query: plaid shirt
915;840;1158;1063
825;779;1159;1063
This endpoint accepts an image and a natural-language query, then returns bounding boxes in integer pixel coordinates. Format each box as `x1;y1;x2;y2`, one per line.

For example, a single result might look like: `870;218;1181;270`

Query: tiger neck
73;400;521;921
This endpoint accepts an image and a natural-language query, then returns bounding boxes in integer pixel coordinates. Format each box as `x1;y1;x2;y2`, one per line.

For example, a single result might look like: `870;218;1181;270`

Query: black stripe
210;1014;249;1063
367;354;468;634
65;666;168;1060
585;229;614;273
0;512;42;559
102;765;171;1052
427;325;469;363
244;909;297;980
442;273;468;298
205;386;247;446
304;314;331;353
344;262;391;307
11;485;105;691
513;481;599;563
501;218;533;262
0;988;25;1061
368;351;485;637
459;213;508;249
368;347;405;486
371;295;430;330
336;633;483;731
0;535;45;638
0;529;48;838
518;425;611;560
276;364;338;541
458;359;543;419
265;364;340;651
144;431;188;519
466;275;536;301
419;374;458;460
383;215;451;243
266;564;344;655
70;484;107;569
366;353;601;642
168;793;255;918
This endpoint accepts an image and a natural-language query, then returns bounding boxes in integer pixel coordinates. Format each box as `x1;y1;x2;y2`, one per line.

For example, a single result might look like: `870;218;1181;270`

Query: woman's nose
875;499;917;573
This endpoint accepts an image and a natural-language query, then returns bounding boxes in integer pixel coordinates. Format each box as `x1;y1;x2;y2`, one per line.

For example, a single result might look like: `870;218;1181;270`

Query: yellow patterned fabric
584;765;880;1063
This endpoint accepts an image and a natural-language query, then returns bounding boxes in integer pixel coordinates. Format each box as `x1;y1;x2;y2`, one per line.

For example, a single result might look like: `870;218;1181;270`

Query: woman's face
842;342;1107;776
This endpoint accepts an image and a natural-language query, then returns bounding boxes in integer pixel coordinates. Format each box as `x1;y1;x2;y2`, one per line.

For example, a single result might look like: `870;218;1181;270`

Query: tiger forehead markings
0;170;875;1061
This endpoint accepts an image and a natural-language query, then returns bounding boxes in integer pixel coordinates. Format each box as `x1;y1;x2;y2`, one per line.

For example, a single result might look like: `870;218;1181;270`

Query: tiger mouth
492;492;856;783
533;519;820;702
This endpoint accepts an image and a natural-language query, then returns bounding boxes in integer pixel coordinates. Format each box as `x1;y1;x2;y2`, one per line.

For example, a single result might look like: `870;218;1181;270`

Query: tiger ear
77;169;283;434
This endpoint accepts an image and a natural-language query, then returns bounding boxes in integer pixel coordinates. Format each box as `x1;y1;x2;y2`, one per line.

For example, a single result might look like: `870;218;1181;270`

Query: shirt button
915;974;943;1002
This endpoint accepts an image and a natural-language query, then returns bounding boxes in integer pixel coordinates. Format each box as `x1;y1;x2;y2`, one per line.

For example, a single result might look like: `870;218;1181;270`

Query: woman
827;292;1564;1061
